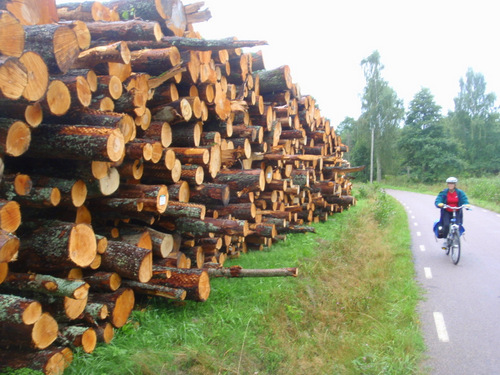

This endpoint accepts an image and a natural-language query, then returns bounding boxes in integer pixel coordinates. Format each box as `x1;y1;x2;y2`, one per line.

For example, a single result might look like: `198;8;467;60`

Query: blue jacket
435;188;469;208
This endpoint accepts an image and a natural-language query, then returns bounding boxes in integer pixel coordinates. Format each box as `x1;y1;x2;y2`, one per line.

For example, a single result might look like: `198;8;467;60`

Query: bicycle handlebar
441;204;471;211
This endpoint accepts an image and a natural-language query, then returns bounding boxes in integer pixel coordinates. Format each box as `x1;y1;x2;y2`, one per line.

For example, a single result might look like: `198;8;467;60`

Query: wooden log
18;221;97;270
58;325;97;354
152;98;193;123
166;181;189;202
0;198;21;233
86;19;163;43
121;279;186;300
26;123;125;162
150;266;210;302
0;294;42;325
143;227;174;258
130;47;181;75
100;241;152;283
0;230;19;263
72;41;131;69
0;262;7;284
254;65;292;94
24;24;80;74
213;168;265;192
95;321;114;343
87;287;134;328
206;265;298;278
0;118;31;157
126;36;268;52
180;164;204;185
40;79;71;116
0;55;27;100
189;183;230;206
0;311;58;349
115;183;169;214
170;121;202;147
0;346;72;375
210;202;256;221
0;10;25;57
83;271;122;293
0;272;89;300
175;217;249;237
162;200;206;220
3;0;59;25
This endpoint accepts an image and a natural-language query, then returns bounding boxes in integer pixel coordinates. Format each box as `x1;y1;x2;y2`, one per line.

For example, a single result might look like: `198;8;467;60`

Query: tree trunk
206;266;298;278
87;287;134;328
100;241;152;283
58;325;97;353
0;311;58;349
121;279;186;300
86;20;163;43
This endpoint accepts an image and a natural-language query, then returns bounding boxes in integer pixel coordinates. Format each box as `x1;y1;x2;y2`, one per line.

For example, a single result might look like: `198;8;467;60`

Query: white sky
194;0;500;127
55;0;500;127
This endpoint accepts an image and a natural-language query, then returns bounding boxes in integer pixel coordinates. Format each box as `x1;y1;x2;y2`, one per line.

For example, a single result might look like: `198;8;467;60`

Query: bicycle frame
441;204;468;265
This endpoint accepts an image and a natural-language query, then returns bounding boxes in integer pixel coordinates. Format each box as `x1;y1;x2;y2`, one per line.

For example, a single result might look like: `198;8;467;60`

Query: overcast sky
194;0;500;127
55;0;500;128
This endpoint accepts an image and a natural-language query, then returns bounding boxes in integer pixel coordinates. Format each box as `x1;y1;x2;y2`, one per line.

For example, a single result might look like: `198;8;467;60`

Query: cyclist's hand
437;203;444;208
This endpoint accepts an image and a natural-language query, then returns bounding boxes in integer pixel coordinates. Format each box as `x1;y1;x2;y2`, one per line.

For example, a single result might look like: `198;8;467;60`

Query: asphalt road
386;189;500;375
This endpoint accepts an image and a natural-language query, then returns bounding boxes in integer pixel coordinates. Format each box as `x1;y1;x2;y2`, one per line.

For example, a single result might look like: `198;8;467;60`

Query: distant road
386;189;500;375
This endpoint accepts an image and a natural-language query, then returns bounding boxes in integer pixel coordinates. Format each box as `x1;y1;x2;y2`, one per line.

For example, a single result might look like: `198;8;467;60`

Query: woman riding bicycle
435;177;470;241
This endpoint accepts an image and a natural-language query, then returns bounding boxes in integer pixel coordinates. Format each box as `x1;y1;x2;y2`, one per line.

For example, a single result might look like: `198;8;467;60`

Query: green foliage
400;88;461;182
0;369;42;375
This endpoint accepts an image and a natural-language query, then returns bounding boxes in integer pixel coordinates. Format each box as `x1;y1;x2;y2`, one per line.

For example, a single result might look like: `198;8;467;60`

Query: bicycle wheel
445;236;450;255
450;232;461;264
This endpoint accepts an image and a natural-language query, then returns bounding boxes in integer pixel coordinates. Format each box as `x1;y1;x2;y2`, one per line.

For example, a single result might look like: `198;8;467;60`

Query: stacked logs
0;0;359;373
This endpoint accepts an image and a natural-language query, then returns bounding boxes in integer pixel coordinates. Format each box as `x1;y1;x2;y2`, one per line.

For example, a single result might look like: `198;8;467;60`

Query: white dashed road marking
419;245;425;252
424;267;432;279
416;231;421;236
414;222;419;226
433;312;450;342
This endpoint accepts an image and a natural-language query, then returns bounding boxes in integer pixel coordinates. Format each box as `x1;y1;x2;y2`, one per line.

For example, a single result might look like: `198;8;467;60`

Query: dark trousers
440;209;463;237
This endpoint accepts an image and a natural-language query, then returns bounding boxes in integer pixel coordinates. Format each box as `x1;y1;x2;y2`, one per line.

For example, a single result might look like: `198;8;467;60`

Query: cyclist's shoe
442;240;448;250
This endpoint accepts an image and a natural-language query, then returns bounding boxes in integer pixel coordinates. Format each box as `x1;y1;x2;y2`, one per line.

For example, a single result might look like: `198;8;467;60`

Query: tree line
337;50;500;183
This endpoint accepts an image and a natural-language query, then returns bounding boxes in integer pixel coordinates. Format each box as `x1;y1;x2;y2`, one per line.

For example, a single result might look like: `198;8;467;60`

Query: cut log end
23;300;43;325
0;234;20;263
32;312;58;349
82;328;97;353
107;129;126;162
64;296;88;320
111;288;135;328
46;80;71;116
6;120;31;157
71;180;87;207
0;200;21;233
68;223;97;267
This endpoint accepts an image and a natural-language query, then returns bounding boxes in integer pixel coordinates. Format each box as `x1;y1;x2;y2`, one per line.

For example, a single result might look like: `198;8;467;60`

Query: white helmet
446;177;458;184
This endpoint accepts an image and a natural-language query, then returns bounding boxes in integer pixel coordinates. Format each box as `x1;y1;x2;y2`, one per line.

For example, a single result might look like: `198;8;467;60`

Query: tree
448;68;500;173
400;88;459;182
360;51;404;182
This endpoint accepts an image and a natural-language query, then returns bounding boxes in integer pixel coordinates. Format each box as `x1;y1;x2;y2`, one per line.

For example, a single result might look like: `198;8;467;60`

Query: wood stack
0;0;359;373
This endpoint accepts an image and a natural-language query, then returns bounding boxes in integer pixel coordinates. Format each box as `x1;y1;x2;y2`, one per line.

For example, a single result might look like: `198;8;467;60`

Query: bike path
386;189;500;375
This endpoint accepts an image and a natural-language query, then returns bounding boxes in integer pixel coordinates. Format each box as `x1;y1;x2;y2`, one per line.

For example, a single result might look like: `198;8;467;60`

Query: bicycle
440;205;470;265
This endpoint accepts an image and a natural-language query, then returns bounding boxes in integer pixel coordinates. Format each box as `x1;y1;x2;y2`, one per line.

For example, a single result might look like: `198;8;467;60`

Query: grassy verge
382;175;500;213
3;188;425;375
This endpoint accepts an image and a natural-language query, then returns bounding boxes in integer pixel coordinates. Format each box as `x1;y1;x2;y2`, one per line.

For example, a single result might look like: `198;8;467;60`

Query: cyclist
435;177;470;246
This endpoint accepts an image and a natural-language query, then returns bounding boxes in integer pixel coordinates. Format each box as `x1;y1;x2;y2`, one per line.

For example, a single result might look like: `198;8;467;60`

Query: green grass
3;187;425;375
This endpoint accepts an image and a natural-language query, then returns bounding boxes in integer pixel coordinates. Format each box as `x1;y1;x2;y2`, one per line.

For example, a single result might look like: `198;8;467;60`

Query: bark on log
189;183;230;206
175;217;249;237
100;241;152;283
206;266;298;278
0;311;58;349
87;287;134;328
121;279;186;300
130;47;181;75
0;229;19;262
213;168;265;192
27;124;125;162
83;271;122;292
86;20;163;43
18;221;97;270
162;200;206;220
126;36;268;52
24;24;80;74
150;266;210;302
0;346;72;375
0;272;89;300
0;293;42;325
58;325;97;354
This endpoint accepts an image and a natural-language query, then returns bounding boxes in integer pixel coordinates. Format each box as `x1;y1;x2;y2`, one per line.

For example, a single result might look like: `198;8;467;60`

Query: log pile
0;0;359;373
